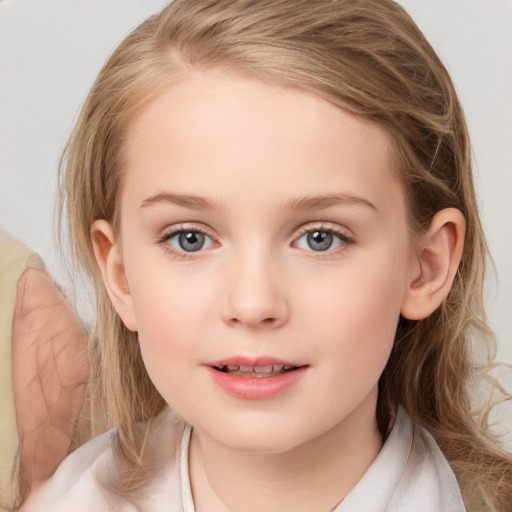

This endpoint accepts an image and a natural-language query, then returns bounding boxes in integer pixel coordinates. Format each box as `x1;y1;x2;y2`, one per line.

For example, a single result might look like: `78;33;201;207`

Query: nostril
227;315;279;328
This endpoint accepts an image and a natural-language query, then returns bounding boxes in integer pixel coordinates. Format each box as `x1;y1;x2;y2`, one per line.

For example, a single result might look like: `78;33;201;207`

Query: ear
401;208;465;320
90;220;138;331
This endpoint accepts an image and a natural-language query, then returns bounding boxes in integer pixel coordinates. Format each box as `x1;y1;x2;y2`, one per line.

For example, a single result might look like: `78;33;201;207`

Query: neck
189;392;382;512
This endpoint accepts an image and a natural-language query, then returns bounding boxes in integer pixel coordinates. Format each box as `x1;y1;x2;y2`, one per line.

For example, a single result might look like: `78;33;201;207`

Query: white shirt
22;407;466;511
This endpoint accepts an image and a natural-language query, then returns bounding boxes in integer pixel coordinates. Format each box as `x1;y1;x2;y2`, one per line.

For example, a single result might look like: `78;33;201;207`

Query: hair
58;0;512;509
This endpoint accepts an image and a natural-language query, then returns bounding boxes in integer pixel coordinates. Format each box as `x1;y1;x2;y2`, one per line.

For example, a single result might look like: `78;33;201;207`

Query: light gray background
1;0;511;430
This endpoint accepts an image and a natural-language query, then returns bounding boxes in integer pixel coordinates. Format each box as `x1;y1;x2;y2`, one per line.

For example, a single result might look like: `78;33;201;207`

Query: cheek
126;258;216;372
132;285;201;402
302;248;409;370
122;259;175;339
126;245;196;323
134;283;197;347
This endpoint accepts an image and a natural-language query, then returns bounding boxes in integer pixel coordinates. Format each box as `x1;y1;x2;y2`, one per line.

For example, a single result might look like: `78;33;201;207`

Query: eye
295;228;352;252
163;229;215;253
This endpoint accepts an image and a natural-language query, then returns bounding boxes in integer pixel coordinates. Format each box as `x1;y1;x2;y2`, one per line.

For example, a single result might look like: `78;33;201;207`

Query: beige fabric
0;230;45;509
0;230;89;511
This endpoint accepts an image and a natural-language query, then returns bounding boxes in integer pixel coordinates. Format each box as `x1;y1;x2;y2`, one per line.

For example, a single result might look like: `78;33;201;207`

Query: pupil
179;231;205;252
307;230;333;251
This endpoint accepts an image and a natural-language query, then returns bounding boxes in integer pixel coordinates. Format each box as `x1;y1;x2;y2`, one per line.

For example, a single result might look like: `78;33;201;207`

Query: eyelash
157;223;354;260
294;224;354;257
157;224;214;260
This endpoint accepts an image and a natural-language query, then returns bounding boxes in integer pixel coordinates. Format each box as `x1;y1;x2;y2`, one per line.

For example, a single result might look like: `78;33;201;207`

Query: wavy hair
58;0;512;509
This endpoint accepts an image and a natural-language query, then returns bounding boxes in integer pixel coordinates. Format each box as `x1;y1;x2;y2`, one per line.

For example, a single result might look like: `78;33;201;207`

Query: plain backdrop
1;0;511;429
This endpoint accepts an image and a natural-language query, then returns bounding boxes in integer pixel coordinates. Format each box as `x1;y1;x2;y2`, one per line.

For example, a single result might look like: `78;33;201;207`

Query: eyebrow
140;193;224;210
140;192;378;212
283;193;378;212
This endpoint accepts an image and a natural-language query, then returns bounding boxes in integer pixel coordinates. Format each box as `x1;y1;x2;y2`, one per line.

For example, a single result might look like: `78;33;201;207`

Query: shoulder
22;409;186;512
386;409;466;512
21;429;118;511
338;406;466;512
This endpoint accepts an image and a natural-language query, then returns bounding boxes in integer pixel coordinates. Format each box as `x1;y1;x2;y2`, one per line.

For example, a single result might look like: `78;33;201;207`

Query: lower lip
207;366;308;400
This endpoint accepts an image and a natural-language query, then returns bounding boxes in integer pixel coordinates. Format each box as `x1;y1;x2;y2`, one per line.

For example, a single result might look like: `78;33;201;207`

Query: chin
199;414;327;455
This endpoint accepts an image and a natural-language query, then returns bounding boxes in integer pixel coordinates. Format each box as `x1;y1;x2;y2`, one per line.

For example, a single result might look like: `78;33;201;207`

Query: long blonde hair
59;0;512;509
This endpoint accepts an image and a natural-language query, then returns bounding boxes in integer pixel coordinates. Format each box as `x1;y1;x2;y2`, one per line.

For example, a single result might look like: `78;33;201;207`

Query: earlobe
91;220;138;331
400;208;465;320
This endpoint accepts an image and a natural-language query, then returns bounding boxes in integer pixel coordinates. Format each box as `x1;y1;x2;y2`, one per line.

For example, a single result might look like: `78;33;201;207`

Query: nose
221;249;290;329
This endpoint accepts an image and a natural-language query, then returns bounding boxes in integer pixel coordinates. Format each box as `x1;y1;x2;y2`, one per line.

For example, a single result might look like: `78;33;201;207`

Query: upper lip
206;356;305;368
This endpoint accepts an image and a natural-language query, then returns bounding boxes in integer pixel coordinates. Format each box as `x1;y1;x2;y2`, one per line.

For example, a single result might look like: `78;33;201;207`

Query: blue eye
295;229;350;252
166;230;214;253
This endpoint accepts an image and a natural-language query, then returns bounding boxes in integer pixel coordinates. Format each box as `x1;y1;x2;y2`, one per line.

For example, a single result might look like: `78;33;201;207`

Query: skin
92;70;465;512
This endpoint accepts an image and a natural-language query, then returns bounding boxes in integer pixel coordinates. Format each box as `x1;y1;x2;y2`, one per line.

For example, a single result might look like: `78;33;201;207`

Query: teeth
216;364;297;376
254;365;273;373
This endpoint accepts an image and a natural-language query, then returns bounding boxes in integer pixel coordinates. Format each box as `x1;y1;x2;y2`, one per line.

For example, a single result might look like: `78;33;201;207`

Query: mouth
212;363;300;378
207;360;308;399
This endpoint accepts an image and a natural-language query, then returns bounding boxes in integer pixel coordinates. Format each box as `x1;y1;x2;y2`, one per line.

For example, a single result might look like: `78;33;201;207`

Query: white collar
177;407;465;512
180;423;195;512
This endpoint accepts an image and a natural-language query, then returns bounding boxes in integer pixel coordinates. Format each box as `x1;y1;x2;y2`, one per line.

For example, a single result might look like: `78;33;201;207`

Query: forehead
120;70;404;218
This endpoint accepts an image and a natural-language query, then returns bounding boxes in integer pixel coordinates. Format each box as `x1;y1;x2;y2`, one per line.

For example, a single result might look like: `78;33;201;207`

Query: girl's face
108;71;417;453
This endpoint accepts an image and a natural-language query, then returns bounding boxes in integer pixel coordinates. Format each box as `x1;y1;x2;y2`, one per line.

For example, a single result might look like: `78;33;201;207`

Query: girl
23;0;512;510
